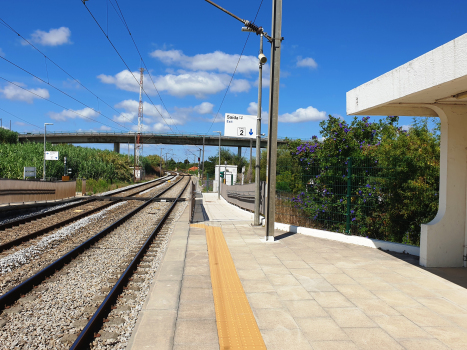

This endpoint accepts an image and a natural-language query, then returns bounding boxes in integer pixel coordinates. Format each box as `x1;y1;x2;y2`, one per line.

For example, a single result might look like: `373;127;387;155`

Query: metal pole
160;148;164;177
265;0;282;240
249;139;252;183
345;157;353;234
254;34;264;226
202;136;205;181
133;133;136;182
43;123;53;180
198;149;201;180
218;133;221;199
43;124;46;180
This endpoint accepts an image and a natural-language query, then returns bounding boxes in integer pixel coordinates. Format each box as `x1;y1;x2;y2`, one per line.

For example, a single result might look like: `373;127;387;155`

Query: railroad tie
191;224;266;350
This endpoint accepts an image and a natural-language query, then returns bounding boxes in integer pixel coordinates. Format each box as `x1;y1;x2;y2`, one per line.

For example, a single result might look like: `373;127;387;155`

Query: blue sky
1;0;466;162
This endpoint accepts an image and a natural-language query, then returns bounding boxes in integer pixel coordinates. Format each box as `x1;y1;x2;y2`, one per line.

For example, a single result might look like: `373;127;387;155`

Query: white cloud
113;99;212;127
279;106;327;123
0;82;49;103
0;48;5;57
247;102;267;119
130;123;170;133
193;102;214;115
113;112;136;124
25;27;72;46
100;125;112;131
402;125;412;131
296;56;318;69
150;49;263;75
49;107;99;121
115;99;169;120
230;79;251;93
155;71;249;98
99;70;250;98
14;121;26;126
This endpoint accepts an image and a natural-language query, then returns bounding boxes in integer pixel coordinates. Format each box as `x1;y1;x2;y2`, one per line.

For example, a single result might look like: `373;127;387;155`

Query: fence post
345;157;353;234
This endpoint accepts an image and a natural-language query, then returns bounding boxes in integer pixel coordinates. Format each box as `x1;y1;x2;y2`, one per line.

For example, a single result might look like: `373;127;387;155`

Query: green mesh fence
275;157;439;246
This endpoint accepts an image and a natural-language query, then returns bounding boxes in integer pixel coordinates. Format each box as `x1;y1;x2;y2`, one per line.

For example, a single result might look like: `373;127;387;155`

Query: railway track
0;174;176;253
0;176;191;349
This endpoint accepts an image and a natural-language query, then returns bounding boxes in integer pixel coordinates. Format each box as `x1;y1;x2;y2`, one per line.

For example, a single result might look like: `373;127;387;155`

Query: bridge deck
18;132;290;148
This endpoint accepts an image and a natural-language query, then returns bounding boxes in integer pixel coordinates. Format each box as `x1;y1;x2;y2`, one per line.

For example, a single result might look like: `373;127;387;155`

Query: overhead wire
0;107;42;130
0;17;137;127
206;0;265;134
80;1;178;135
0;77;119;131
111;0;180;133
0;55;129;131
104;0;196;160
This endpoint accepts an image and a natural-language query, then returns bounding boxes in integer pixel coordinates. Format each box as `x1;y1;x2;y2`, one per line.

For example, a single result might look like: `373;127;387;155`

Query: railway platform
128;193;467;350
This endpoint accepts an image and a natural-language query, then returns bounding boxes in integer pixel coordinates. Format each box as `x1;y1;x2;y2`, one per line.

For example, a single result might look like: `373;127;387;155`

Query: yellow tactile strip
190;224;266;350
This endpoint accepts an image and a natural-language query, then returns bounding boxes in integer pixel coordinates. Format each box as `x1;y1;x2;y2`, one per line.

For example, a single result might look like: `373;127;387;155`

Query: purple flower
352;217;356;221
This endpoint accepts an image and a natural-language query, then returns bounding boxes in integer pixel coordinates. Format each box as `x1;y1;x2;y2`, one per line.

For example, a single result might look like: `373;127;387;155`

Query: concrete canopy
346;33;467;268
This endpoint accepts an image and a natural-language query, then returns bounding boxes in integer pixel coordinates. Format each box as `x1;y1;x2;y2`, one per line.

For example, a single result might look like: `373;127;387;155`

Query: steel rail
0;176;184;310
0;175;175;253
0;174;172;231
70;176;191;349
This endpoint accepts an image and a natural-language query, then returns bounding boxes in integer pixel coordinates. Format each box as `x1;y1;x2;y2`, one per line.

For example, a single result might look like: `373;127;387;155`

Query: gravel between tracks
0;178;189;349
0;200;141;295
0;202;127;275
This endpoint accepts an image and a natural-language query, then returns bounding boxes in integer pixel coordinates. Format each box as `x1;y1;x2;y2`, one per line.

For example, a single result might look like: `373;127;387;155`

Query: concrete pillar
420;104;467;267
113;143;120;153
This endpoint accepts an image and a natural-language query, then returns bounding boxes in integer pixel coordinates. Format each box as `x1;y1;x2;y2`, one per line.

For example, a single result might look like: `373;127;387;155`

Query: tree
289;115;440;245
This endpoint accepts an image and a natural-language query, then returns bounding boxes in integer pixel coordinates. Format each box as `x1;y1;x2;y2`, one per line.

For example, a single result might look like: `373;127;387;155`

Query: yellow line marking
191;224;266;350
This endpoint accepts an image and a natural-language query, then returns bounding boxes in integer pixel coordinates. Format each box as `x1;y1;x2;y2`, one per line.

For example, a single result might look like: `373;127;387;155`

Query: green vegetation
0;128;18;144
277;115;440;246
203;148;247;176
0;142;163;182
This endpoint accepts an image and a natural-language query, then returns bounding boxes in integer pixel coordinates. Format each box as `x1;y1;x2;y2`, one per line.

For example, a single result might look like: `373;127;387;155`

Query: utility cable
206;0;265;134
0;17;137;127
105;0;196;158
81;1;177;135
112;0;180;132
0;55;129;131
0;77;121;131
0;107;42;130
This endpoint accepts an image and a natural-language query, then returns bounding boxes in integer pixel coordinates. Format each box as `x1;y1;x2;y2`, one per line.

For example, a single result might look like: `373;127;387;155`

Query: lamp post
43;123;53;180
213;131;221;199
160;147;164;177
205;0;283;239
164;151;172;172
242;28;267;225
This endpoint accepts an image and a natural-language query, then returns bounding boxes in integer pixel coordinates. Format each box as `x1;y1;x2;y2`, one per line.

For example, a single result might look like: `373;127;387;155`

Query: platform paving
129;193;467;350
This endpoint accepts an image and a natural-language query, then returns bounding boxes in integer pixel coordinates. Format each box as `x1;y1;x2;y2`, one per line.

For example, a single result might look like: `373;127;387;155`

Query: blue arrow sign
249;129;253;136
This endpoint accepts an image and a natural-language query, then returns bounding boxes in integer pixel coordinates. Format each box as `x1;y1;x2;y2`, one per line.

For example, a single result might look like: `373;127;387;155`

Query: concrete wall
0;179;76;204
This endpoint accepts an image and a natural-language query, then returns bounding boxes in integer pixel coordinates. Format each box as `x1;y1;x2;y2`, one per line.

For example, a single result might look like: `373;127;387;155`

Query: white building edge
347;33;467;267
